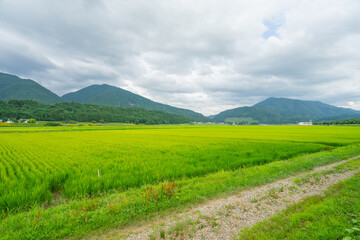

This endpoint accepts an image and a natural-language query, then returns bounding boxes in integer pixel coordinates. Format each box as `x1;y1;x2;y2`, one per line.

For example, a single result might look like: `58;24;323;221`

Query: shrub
44;122;62;126
28;118;37;124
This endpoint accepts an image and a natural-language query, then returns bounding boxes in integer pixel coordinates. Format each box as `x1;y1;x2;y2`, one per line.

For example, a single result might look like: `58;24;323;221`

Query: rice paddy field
1;124;360;239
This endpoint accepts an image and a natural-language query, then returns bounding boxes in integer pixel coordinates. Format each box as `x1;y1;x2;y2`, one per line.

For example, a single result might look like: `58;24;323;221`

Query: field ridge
98;156;360;240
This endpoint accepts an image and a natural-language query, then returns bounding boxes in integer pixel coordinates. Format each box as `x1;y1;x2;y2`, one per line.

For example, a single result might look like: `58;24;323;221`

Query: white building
6;119;14;123
298;120;312;126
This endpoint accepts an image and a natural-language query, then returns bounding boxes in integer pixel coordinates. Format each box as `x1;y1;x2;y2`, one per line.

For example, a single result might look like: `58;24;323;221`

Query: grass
238;172;360;240
293;158;360;186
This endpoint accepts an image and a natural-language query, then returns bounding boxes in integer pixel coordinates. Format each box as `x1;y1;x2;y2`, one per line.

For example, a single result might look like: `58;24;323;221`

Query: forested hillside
62;84;208;122
213;97;360;124
0;100;190;124
0;72;62;103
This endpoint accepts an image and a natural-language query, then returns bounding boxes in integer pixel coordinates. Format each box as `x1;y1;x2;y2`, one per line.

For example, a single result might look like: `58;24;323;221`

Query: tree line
314;119;360;125
0;100;190;124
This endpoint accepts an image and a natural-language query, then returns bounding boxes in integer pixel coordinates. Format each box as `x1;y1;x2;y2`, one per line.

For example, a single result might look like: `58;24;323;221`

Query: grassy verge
293;158;360;186
238;172;360;240
1;144;360;240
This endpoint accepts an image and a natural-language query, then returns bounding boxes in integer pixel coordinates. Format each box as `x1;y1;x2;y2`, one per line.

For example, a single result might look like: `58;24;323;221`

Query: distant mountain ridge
61;84;208;121
0;72;207;121
2;72;360;124
0;72;62;104
213;97;360;124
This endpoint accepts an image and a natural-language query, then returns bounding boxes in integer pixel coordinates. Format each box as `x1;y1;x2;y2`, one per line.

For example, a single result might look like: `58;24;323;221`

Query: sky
1;0;360;115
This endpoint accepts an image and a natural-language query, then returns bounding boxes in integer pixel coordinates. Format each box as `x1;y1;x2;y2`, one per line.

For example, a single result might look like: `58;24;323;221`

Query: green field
1;125;360;239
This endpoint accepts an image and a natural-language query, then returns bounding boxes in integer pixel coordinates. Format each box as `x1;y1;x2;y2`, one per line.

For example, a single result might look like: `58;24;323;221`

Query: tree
28;118;37;124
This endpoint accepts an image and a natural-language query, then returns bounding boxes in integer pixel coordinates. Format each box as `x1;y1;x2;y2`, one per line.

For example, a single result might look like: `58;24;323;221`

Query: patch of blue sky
262;14;285;39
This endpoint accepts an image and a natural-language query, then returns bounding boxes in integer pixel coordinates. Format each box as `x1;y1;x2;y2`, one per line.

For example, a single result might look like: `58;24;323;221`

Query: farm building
298;121;312;126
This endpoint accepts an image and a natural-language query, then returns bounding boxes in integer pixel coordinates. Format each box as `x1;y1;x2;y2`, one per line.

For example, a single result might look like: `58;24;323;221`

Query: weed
288;186;298;192
225;204;235;210
160;229;166;239
198;223;206;229
268;188;279;199
211;219;219;227
149;233;156;240
162;181;178;200
168;217;195;238
342;213;360;240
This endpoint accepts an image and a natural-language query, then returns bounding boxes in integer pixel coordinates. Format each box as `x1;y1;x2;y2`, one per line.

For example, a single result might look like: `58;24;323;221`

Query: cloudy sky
1;0;360;115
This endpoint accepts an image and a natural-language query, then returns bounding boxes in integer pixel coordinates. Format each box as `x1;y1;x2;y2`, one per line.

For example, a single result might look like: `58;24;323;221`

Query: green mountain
0;72;62;103
62;84;208;122
213;97;360;124
0;72;207;121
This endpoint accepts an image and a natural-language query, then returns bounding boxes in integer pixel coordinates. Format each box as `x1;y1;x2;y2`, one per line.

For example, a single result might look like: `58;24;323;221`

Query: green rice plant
0;125;360;213
0;142;360;240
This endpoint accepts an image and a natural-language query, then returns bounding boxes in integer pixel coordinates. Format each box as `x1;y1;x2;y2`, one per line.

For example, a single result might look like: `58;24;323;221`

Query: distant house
0;119;2;123
298;120;312;126
24;119;30;123
6;119;14;123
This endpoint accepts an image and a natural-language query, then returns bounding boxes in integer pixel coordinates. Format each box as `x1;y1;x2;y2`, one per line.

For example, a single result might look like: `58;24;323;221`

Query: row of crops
1;125;360;212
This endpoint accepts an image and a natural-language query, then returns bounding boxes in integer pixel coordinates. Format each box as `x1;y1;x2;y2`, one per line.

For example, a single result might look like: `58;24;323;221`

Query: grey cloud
0;0;360;115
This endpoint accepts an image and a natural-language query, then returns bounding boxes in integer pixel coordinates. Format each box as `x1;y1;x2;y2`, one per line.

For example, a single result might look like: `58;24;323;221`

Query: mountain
213;97;360;124
0;72;62;104
62;84;208;122
254;97;360;118
0;72;208;121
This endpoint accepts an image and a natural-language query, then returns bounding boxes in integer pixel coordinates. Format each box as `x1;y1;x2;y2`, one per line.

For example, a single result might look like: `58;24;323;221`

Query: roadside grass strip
238;171;360;240
129;157;360;240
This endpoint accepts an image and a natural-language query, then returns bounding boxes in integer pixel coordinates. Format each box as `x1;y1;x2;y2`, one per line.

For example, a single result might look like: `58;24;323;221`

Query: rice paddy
1;125;360;239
